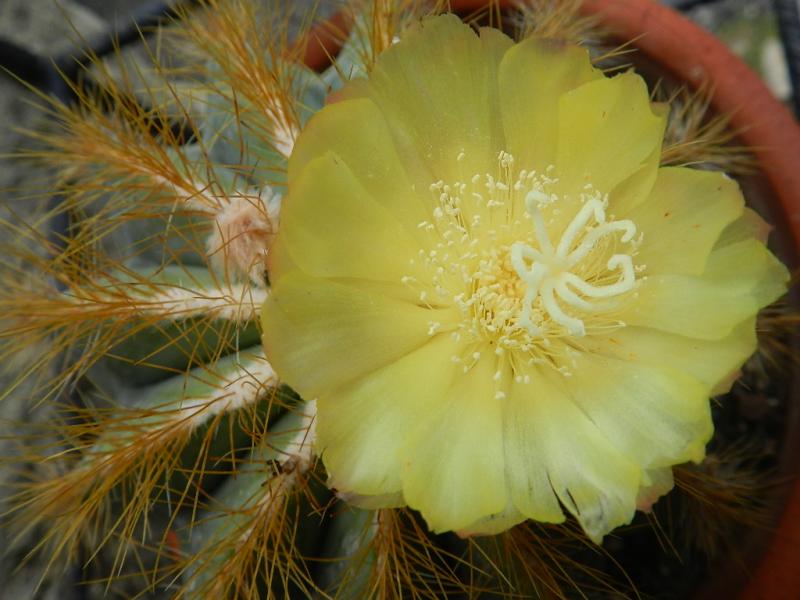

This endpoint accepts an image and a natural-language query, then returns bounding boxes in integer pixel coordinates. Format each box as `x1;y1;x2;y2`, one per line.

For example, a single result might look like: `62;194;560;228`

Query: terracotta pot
299;2;800;598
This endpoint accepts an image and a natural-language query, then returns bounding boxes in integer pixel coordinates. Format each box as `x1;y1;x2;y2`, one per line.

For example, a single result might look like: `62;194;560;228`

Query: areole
298;1;800;598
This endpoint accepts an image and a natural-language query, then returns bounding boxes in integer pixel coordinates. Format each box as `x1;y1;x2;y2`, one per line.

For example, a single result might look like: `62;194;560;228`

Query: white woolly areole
206;187;282;285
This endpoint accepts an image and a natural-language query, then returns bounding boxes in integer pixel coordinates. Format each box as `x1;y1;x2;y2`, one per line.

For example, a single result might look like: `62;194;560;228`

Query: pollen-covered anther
511;192;639;338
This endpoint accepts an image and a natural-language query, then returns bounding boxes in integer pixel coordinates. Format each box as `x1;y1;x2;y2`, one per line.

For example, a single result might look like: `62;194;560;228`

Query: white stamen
415;153;639;379
511;183;639;338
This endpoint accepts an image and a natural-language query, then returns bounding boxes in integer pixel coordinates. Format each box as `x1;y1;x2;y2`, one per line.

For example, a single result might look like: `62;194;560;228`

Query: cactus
1;1;794;598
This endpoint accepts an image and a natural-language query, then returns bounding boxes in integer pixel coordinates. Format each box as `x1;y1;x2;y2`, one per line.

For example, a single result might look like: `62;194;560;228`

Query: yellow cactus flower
262;15;788;542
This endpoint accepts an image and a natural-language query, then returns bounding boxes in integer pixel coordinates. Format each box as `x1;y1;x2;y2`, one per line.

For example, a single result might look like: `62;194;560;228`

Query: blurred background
0;0;797;597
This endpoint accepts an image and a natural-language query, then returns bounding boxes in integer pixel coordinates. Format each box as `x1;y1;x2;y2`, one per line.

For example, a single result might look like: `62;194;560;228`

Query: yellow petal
606;141;660;218
280;153;428;285
457;502;527;537
318;335;459;496
338;491;404;510
505;366;640;542
402;352;507;533
566;354;712;468
289;97;430;235
365;15;512;183
585;319;756;394
503;366;565;525
555;72;666;196
266;227;298;285
714;206;772;248
261;271;459;398
627;167;743;275
636;468;674;512
625;239;788;339
498;37;601;171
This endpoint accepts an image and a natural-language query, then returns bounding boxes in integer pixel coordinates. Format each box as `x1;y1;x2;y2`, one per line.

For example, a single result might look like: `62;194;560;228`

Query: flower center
409;151;643;375
510;191;638;338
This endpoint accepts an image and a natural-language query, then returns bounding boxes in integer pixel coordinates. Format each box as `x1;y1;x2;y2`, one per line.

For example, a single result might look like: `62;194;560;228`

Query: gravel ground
0;0;795;598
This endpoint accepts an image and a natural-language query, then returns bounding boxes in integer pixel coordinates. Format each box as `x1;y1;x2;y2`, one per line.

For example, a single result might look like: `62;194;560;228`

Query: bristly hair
169;0;320;165
323;507;473;600
3;366;278;586
512;0;603;45
470;519;638;599
511;0;637;74
165;406;319;598
659;82;755;173
323;0;446;80
668;443;779;561
757;287;800;371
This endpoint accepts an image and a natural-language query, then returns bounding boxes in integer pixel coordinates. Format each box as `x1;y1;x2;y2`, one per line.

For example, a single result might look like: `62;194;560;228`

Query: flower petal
555;72;666;196
505;366;640;542
714;206;772;248
457;502;527;537
402;352;507;533
498;37;601;171
266;227;298;282
261;271;459;398
338;491;404;510
280;153;429;286
636;468;674;512
625;239;788;339
318;335;459;496
605;139;661;218
627;167;743;275
289;97;430;235
584;319;756;394
502;365;564;525
365;15;512;183
565;354;712;469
